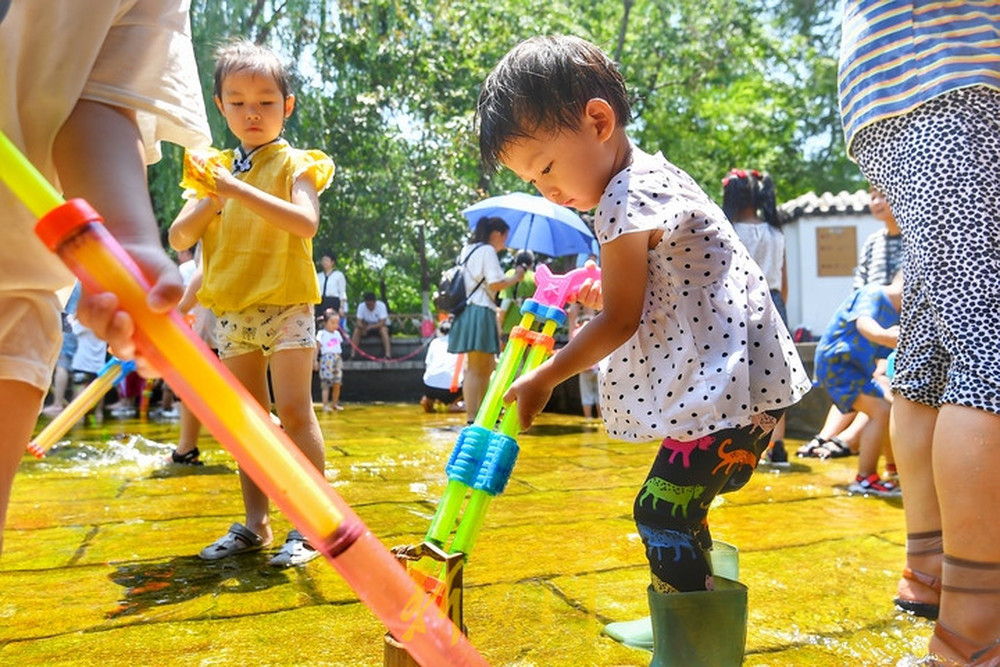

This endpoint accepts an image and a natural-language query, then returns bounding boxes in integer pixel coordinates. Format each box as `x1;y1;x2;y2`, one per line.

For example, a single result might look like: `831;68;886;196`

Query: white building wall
783;213;884;336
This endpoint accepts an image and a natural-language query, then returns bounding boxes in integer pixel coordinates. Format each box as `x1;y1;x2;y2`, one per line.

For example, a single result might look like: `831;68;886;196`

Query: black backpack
433;244;486;316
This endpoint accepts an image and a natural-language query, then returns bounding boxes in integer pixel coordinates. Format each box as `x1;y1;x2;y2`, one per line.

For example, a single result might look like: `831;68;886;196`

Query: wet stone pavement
3;404;932;666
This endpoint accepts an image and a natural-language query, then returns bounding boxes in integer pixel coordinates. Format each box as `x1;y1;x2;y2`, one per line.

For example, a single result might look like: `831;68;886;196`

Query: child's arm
504;232;649;430
169;196;219;252
856;316;899;349
177;267;204;314
53;100;182;370
488;265;526;293
211;168;321;238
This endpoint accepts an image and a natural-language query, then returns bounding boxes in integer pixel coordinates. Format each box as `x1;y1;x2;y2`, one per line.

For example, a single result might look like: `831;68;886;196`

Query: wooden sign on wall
816;226;858;277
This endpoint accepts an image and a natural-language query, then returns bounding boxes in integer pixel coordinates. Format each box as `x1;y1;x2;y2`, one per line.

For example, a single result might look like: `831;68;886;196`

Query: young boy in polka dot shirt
480;35;811;662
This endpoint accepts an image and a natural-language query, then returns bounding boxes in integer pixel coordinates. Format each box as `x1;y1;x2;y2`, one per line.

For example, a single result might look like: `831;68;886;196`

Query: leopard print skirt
852;86;1000;414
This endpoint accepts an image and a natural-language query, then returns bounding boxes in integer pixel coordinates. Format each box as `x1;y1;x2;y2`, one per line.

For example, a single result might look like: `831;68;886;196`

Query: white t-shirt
459;243;505;310
70;318;108;375
316;329;343;356
731;222;784;292
316;269;348;309
356;300;388;324
179;259;197;286
423;336;463;389
594;146;810;442
0;0;211;294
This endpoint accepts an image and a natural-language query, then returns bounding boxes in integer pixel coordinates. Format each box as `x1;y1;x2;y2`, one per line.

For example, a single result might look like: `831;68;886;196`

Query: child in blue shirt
813;271;902;497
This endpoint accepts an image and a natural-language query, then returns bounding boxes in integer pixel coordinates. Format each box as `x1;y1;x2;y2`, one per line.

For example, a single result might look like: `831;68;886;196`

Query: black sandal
170;447;203;466
796;435;827;458
815;436;853;459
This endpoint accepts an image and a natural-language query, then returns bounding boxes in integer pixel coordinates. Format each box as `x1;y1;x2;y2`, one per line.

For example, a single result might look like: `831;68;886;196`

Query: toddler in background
315;313;344;412
813;271;902;497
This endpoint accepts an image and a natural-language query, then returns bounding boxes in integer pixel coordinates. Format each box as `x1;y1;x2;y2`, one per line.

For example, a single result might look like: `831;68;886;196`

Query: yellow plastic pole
28;359;130;458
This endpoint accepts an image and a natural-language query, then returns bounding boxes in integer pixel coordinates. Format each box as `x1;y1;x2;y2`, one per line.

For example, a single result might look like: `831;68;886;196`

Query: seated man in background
351;291;391;359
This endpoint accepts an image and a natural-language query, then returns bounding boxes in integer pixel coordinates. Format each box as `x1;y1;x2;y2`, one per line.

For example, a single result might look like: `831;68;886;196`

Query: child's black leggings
633;410;783;592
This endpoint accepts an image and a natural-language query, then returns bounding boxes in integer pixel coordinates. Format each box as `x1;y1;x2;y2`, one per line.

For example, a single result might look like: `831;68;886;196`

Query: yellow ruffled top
193;140;335;313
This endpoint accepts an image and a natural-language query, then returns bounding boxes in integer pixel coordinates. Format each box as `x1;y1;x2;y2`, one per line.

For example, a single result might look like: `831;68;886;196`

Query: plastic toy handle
28;358;134;458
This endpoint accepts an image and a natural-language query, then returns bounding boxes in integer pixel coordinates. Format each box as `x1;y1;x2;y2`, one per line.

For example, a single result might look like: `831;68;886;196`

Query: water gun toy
28;357;135;458
405;262;601;602
0;130;487;667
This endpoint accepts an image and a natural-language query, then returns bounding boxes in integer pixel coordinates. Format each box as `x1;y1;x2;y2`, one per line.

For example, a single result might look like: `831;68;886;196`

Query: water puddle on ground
3;404;936;666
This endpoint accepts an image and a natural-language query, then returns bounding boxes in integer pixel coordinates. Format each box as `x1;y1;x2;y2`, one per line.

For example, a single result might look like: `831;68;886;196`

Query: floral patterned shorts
319;352;343;386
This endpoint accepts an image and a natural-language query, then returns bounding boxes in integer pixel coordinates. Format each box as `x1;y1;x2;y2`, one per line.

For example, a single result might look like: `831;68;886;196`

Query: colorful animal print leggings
633;410;784;592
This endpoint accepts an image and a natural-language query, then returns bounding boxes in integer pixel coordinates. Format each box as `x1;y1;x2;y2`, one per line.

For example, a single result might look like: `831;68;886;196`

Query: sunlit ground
2;404;932;665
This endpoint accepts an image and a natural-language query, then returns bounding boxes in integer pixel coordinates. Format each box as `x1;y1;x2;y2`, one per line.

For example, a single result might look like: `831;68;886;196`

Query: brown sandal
933;621;1000;666
895;567;941;619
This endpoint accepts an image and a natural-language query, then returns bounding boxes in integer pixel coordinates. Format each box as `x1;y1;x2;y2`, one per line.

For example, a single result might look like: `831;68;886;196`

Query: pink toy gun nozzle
530;262;601;309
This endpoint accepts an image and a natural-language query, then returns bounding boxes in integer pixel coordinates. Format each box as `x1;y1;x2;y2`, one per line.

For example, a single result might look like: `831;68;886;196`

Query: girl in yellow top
169;40;334;568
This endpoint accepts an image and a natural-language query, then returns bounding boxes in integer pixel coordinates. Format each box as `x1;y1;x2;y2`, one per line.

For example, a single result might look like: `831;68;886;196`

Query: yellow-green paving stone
2;405;933;665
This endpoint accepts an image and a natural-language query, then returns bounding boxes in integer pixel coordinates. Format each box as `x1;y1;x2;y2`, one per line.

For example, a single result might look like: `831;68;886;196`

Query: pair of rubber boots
603;541;747;666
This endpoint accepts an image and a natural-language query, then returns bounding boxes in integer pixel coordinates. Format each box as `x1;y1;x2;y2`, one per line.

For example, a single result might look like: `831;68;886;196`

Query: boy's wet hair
213;39;291;99
477;35;631;172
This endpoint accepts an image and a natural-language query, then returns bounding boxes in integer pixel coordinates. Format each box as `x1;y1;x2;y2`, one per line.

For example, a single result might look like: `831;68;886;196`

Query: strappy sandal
170;446;203;466
796;435;827;458
198;523;269;560
932;621;1000;666
815;436;853;459
268;530;320;568
895;567;941;619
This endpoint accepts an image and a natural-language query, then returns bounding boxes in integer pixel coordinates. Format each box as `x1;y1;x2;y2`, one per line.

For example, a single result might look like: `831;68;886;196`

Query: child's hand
210;166;240;199
886;324;900;345
75;239;184;377
575;277;603;311
503;368;553;432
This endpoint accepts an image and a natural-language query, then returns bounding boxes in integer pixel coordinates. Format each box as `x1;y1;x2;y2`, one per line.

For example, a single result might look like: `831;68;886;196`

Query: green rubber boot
602;540;739;651
648;577;748;667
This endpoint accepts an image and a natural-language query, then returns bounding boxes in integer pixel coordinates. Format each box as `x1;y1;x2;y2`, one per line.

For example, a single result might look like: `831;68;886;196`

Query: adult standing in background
315;251;347;322
839;3;1000;663
448;216;524;423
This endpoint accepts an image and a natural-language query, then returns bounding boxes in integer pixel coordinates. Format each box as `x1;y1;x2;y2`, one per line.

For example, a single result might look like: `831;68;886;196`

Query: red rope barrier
344;336;431;363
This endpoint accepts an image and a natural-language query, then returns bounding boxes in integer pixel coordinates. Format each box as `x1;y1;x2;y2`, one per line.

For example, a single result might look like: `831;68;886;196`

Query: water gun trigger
532;262;601;308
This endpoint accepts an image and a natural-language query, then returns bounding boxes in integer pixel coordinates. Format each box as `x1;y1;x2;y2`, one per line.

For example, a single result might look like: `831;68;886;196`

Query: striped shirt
839;1;1000;154
853;230;904;289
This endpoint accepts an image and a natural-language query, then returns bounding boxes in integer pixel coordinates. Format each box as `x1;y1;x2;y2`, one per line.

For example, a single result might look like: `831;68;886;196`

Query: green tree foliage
146;0;862;314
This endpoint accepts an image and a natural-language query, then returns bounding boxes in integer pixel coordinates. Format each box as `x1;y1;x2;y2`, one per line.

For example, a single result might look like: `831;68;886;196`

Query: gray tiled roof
779;189;870;222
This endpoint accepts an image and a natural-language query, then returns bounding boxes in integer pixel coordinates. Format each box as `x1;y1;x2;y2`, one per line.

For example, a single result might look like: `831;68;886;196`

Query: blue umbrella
462;192;596;257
